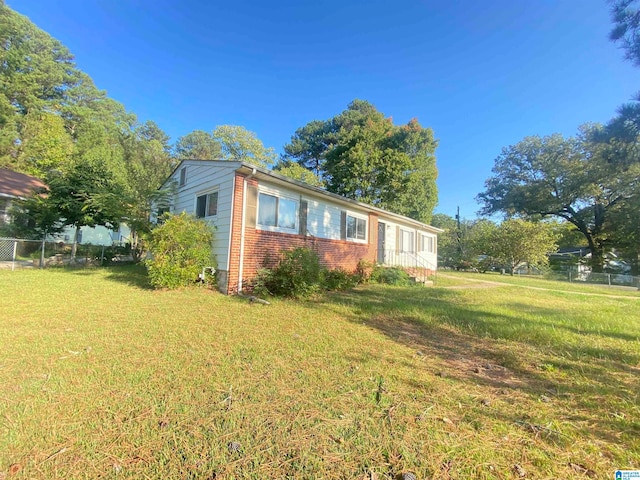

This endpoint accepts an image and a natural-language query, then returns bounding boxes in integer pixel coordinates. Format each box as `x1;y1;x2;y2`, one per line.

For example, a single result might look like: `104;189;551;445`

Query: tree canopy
477;125;639;271
284;100;438;223
610;0;640;66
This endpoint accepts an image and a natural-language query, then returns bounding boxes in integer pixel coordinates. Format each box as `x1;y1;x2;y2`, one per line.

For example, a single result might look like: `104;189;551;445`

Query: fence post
12;239;17;271
607;274;611;287
569;271;572;283
40;235;46;269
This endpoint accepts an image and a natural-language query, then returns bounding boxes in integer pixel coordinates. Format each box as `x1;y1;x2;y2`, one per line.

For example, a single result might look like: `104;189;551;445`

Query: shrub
253;247;322;298
355;259;375;284
322;268;358;291
369;266;413;286
145;212;216;289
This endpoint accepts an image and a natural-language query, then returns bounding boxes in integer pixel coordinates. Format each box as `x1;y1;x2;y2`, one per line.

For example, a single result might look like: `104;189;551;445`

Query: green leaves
283;100;438;223
145;212;216;289
477;125;639;271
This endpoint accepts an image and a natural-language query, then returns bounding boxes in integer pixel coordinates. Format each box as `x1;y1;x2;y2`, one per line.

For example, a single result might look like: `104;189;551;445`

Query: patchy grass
440;270;640;297
0;266;638;479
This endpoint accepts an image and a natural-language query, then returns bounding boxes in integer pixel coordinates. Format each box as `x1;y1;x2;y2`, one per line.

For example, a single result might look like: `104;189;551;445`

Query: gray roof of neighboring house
164;159;443;234
0;168;47;199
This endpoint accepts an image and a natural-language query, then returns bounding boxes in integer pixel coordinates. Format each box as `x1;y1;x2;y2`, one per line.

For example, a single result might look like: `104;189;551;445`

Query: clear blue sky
7;0;637;220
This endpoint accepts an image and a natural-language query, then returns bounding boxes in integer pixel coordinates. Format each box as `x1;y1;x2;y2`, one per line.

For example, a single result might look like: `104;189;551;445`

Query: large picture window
196;191;218;218
258;193;297;230
346;214;367;241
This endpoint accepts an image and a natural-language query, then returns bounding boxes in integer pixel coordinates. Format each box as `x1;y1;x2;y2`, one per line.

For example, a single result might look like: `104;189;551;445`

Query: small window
258;193;297;230
400;229;415;253
420;234;434;253
179;167;187;187
346;214;366;241
196;191;218;218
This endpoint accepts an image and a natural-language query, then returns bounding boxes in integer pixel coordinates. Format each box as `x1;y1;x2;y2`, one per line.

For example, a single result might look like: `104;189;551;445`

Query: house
159;160;442;294
0;168;47;225
0;167;129;245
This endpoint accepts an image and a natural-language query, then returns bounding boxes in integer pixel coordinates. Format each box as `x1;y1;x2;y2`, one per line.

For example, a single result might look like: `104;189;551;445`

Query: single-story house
158;160;442;294
0;168;47;224
0;167;129;245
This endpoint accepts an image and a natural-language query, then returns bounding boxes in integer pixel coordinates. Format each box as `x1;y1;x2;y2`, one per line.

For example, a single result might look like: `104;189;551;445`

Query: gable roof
0;169;47;199
165;159;443;234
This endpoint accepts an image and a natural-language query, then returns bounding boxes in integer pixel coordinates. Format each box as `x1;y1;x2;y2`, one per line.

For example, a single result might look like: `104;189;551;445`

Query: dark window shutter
245;185;258;228
340;211;347;240
196;195;206;218
299;200;308;236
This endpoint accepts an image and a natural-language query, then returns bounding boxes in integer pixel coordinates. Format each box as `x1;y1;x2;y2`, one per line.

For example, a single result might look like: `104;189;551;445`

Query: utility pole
455;206;462;262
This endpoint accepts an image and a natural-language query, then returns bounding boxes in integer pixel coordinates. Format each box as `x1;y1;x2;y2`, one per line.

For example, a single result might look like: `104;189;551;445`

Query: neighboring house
159;160;442;294
0;168;47;225
0;167;129;245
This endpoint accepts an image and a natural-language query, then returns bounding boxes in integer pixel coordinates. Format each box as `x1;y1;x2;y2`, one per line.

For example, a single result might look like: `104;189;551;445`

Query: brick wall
226;172;380;294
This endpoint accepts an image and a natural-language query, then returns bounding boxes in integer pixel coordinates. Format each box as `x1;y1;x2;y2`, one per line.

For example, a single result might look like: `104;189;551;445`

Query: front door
377;222;386;263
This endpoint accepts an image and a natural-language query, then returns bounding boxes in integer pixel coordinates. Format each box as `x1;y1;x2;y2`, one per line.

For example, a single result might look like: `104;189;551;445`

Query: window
179;167;187;187
400;229;415;253
346;214;367;241
419;234;434;253
196;191;218;218
258;193;297;230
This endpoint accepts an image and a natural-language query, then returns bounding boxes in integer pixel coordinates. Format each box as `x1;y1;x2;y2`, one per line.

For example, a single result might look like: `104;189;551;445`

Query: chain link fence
544;269;640;288
0;237;133;270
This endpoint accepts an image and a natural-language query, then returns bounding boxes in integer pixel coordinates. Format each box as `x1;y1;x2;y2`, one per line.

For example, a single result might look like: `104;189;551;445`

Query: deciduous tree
284;100;438;223
477;126;638;271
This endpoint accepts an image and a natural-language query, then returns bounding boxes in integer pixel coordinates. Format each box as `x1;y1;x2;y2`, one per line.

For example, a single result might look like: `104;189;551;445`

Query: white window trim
179;167;187;187
399;227;415;253
194;188;219;219
346;212;368;243
257;190;299;234
419;233;435;253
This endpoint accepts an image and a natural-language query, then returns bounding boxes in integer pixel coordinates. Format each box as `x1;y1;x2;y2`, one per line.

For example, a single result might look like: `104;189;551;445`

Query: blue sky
7;0;637;220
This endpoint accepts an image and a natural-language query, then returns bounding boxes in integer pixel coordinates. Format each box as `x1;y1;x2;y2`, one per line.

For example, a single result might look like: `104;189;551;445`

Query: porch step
410;277;434;287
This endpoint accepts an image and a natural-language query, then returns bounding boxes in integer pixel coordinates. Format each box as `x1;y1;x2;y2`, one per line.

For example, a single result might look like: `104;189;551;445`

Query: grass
438;270;640;296
1;266;639;479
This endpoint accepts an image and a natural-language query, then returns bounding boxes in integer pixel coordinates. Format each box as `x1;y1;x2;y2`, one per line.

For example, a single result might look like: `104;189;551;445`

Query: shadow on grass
315;285;640;447
102;264;154;290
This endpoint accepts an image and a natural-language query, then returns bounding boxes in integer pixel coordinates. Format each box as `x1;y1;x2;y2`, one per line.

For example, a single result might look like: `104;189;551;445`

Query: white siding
168;161;238;271
378;217;437;270
307;198;342;240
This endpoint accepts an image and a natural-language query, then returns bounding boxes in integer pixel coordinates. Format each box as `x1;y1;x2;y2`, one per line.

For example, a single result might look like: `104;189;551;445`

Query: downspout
237;168;257;293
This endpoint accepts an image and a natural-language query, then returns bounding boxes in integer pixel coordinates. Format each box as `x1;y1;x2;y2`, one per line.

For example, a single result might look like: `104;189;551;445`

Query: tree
45;160;125;259
121;120;176;260
272;160;324;187
283;100;438;223
14;112;74;177
212;125;276;168
477;126;638;271
610;0;640;66
174;130;222;159
477;219;558;275
3;190;65;267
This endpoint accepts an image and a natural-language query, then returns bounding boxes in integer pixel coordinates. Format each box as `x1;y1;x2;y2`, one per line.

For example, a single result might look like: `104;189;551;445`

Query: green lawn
1;266;638;479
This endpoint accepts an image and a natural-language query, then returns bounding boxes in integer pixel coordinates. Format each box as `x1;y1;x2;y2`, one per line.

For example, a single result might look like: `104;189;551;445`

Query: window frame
399;228;415;253
346;213;367;243
179;167;187;187
257;191;299;233
419;233;435;253
195;189;219;219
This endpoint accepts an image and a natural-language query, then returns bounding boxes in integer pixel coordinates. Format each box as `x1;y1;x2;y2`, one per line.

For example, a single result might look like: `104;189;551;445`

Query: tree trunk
71;226;79;260
585;235;604;273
